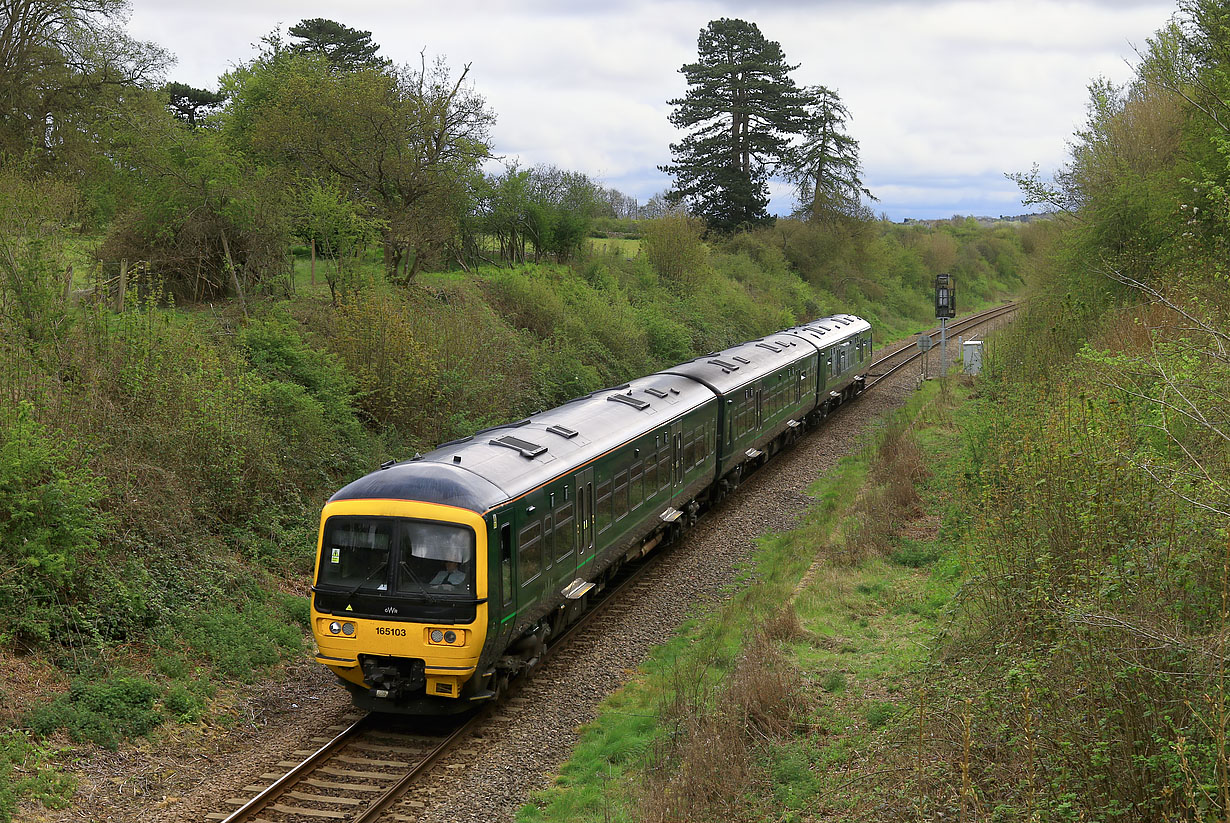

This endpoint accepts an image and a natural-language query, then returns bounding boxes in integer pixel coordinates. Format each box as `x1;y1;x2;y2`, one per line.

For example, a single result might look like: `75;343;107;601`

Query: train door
755;382;764;428
576;467;595;567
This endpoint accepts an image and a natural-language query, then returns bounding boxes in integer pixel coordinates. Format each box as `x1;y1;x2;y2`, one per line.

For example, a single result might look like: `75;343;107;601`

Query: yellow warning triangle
345;604;353;611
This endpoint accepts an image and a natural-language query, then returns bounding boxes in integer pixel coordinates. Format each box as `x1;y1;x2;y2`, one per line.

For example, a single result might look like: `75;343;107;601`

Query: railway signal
935;274;956;373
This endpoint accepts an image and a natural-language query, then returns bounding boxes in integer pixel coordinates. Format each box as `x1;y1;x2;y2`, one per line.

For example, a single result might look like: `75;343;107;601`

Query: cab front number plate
376;627;407;636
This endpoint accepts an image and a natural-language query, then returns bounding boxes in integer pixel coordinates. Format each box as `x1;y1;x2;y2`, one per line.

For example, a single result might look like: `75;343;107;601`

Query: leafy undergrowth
516;379;968;822
0;212;1034;820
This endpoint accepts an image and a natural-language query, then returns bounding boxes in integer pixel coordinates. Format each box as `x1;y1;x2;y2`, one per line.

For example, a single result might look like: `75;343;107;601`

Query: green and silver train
310;314;872;713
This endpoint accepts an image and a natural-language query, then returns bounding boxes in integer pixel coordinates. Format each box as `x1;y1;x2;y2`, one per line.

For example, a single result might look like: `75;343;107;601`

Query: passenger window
547;511;556;569
596;479;612;532
614;470;629;519
631;461;644;508
555;502;574;561
519;521;543;583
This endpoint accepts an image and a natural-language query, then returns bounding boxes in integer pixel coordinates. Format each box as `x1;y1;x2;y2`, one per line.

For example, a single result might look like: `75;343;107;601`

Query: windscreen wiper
399;561;443;605
343;561;389;601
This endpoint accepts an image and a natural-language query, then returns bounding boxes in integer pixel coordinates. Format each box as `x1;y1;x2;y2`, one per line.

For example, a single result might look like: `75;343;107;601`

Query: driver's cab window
395;521;475;596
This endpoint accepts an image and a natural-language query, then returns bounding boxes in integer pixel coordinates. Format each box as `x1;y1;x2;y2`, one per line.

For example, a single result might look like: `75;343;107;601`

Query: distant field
588;236;641;256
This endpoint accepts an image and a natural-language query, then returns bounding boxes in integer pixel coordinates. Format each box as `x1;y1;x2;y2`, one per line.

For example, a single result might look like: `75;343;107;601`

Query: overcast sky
126;0;1178;221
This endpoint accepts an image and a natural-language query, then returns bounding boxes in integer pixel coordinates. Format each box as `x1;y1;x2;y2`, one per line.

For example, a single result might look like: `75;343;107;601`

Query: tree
0;0;167;162
287;18;383;70
660;18;808;233
223;45;494;281
782;86;875;221
95;88;290;302
162;81;225;128
475;164;600;266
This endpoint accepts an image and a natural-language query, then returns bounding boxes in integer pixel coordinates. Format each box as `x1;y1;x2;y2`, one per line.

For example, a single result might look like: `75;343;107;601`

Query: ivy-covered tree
783;86;875;221
660;18;807;233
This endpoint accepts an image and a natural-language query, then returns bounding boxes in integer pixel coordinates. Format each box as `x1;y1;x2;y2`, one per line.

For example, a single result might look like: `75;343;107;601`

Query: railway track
211;301;1016;823
867;301;1016;387
213;537;660;823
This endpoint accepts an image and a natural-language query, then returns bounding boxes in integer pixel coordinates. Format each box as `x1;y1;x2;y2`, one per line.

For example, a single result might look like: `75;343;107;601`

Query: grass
517;378;969;822
587;237;641;257
0;212;1035;819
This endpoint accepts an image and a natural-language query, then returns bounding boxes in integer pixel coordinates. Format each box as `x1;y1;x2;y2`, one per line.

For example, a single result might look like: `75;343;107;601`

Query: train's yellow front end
310;498;490;713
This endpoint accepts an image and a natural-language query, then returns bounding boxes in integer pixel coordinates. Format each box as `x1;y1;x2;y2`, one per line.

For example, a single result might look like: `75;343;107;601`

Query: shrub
865;701;897;729
177;596;303;682
0;403;108;647
641;213;707;283
239;311;365;470
24;674;162;750
161;684;205;723
329;289;440;438
0;731;74;822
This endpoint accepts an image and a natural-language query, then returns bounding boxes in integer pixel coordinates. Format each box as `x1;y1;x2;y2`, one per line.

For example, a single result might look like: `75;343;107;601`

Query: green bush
0;402;109;646
178;596;303;682
161;684;205;723
865;701;897;729
25;674;162;750
0;731;74;822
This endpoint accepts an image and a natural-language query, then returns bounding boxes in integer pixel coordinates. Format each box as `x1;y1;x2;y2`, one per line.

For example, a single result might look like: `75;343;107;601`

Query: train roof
659;314;867;395
660;331;815;395
780;314;872;348
329;370;714;514
329;314;873;515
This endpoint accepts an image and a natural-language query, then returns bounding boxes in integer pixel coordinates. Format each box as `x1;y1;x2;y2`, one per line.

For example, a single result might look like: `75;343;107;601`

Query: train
310;314;873;713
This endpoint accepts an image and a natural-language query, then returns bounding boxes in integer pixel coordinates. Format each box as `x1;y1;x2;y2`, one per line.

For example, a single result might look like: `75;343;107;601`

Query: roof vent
380;460;396;470
755;342;781;353
733;355;752;364
490;435;548;459
546;424;579;439
608;393;651;411
707;358;740;370
644;387;669;399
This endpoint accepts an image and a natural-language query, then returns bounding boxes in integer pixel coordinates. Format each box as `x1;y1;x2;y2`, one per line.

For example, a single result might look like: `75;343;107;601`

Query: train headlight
329;621;342;635
444;630;457;644
342;622;355;636
430;629;444;643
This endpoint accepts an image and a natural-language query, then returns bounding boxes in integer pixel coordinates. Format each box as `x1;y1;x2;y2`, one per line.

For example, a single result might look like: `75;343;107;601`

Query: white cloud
126;0;1176;220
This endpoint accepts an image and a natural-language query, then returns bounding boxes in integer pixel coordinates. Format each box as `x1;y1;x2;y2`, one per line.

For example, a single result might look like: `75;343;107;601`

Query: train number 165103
375;626;407;636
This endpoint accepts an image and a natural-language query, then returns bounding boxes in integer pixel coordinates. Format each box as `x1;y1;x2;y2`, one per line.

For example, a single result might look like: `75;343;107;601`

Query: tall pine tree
288;19;384;70
783;86;875;221
660;19;807;233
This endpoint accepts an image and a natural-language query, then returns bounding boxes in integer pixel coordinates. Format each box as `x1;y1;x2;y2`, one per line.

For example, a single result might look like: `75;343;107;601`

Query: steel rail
219;713;373;823
352;717;482;823
348;542;661;820
867;302;1017;388
218;299;1019;823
